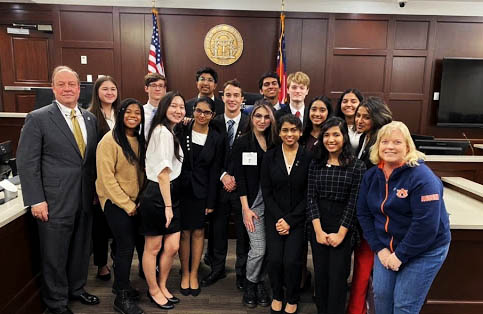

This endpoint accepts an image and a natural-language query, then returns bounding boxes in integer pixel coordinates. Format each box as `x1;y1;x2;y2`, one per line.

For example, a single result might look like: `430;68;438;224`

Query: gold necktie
70;109;86;158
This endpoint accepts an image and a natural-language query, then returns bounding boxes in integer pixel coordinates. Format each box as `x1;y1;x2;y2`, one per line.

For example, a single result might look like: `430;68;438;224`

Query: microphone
462;132;475;156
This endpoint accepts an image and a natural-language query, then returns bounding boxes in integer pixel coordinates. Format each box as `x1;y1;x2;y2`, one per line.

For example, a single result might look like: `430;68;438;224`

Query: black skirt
138;179;180;236
180;191;207;230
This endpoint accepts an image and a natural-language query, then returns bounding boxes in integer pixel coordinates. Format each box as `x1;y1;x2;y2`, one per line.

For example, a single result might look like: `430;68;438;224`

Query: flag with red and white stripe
148;10;165;76
276;12;287;104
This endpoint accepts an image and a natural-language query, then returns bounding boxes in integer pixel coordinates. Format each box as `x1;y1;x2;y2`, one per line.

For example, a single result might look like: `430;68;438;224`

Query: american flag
276;12;287;104
148;10;165;76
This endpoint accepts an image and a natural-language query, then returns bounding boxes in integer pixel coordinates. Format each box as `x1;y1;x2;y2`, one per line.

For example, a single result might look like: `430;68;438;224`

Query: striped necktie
227;119;235;148
70;109;86;158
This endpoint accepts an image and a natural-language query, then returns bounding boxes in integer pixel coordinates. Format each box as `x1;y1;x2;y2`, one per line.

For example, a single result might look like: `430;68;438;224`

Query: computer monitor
34;82;94;110
0;141;12;180
414;139;469;155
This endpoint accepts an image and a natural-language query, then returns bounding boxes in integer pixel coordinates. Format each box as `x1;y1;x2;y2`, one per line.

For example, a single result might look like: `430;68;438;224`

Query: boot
113;290;144;314
243;280;257;308
112;286;140;301
256;281;270;307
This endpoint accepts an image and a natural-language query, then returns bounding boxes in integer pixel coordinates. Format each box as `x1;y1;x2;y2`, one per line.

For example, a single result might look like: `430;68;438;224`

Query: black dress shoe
200;271;226;287
146;291;174;310
236;275;245;291
70;292;100;305
167;295;180;304
190;287;201;296
243;280;257;308
256;281;270;307
96;266;111;281
179;286;191;296
48;307;73;314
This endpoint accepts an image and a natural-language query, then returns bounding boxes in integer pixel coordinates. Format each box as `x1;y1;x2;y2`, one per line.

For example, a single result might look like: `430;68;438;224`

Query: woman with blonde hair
357;121;450;314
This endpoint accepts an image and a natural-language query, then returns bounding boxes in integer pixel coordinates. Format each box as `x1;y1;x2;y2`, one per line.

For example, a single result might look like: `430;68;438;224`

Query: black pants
92;202;111;267
37;208;92;310
104;200;142;290
207;189;249;276
266;222;304;304
311;230;352;314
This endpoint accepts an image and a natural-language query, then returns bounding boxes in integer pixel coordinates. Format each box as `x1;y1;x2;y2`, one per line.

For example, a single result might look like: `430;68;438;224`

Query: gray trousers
245;201;266;283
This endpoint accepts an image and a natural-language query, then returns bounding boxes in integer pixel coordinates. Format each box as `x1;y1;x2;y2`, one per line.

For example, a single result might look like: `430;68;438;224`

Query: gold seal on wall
204;24;243;66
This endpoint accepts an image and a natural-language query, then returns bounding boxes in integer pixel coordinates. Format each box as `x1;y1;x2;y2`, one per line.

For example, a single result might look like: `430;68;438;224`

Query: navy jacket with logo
356;161;451;264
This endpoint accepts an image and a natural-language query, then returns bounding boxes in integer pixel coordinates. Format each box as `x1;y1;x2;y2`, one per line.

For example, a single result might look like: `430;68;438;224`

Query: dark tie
227;119;235;148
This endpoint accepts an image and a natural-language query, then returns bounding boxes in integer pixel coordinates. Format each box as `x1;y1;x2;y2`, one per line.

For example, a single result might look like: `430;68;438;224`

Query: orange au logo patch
421;194;440;202
396;188;408;198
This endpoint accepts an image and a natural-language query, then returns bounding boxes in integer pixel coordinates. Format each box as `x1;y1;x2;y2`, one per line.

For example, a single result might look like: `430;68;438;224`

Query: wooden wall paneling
284;18;303;75
333;18;388;49
12;37;50;83
61;48;115;82
15;94;36;113
0;3;54;25
388;100;423;132
395;20;429;50
119;13;147;104
112;7;122;90
390;57;426;94
383;17;395;102
59;10;114;42
300;18;328;99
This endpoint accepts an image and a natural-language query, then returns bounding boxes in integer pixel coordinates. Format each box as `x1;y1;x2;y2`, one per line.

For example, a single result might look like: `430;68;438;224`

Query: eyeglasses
198;77;215;83
194;108;213;116
149;83;166;89
253;113;271;120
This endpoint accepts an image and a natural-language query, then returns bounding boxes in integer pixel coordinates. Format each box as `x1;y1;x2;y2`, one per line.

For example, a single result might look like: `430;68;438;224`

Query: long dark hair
313;116;355;167
301;95;333;144
112;98;146;171
335;88;363;120
88;76;120;140
355;96;393;148
147;91;185;161
249;99;278;149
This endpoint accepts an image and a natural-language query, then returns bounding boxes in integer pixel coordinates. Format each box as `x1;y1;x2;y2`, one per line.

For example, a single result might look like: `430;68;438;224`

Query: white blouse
145;125;183;182
192;130;207;146
348;126;362;151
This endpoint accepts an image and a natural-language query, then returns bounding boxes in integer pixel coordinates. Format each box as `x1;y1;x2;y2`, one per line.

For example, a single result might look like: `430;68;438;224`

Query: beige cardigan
95;131;142;214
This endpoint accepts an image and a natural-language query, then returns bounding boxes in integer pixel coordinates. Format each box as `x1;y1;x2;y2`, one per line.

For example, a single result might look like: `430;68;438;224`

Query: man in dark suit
275;71;311;130
17;66;99;314
185;67;225;117
243;72;284;115
201;79;250;290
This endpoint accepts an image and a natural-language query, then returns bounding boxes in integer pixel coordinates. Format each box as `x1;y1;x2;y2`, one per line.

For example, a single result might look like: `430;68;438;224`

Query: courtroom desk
0;190;44;314
422;181;483;314
425;155;483;185
0;113;26;156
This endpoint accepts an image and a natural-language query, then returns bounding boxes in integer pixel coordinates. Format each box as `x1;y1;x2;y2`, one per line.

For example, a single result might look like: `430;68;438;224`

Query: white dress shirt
143;102;157;139
348;126;362;151
289;103;305;124
220;112;242;181
145;125;184;182
56;101;87;143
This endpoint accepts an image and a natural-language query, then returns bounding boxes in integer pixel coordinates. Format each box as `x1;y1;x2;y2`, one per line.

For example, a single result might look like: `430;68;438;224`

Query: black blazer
185;96;225;118
178;121;223;209
212;112;250;176
275;104;310;130
356;133;375;170
233;133;266;207
261;145;312;228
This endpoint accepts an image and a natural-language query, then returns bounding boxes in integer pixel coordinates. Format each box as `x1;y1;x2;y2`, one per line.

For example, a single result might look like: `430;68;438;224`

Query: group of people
16;65;451;314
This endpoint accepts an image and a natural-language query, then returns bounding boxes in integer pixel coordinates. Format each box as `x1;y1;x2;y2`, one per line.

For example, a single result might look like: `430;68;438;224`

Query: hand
276;218;290;233
128;209;137;216
315;230;329;245
387;253;402;271
377;248;392;269
165;207;173;228
205;208;214;215
221;174;236;192
327;232;345;247
278;229;289;236
243;207;259;233
31;202;49;222
183;117;193;125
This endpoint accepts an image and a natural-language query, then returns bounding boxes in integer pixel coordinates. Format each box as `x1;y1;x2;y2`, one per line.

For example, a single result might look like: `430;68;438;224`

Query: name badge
242;152;257;166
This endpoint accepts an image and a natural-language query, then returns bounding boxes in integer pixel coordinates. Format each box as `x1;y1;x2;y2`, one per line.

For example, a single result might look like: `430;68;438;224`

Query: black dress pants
104;200;141;290
207;189;249;276
37;208;92;310
266;222;304;304
92;202;111;267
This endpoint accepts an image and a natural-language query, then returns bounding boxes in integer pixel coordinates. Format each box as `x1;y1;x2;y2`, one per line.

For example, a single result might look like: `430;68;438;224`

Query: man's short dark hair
258;72;280;90
144;73;166;87
196;67;218;84
223;79;243;95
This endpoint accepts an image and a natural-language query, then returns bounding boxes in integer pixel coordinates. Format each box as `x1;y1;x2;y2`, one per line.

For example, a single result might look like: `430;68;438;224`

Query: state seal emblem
204;24;243;66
